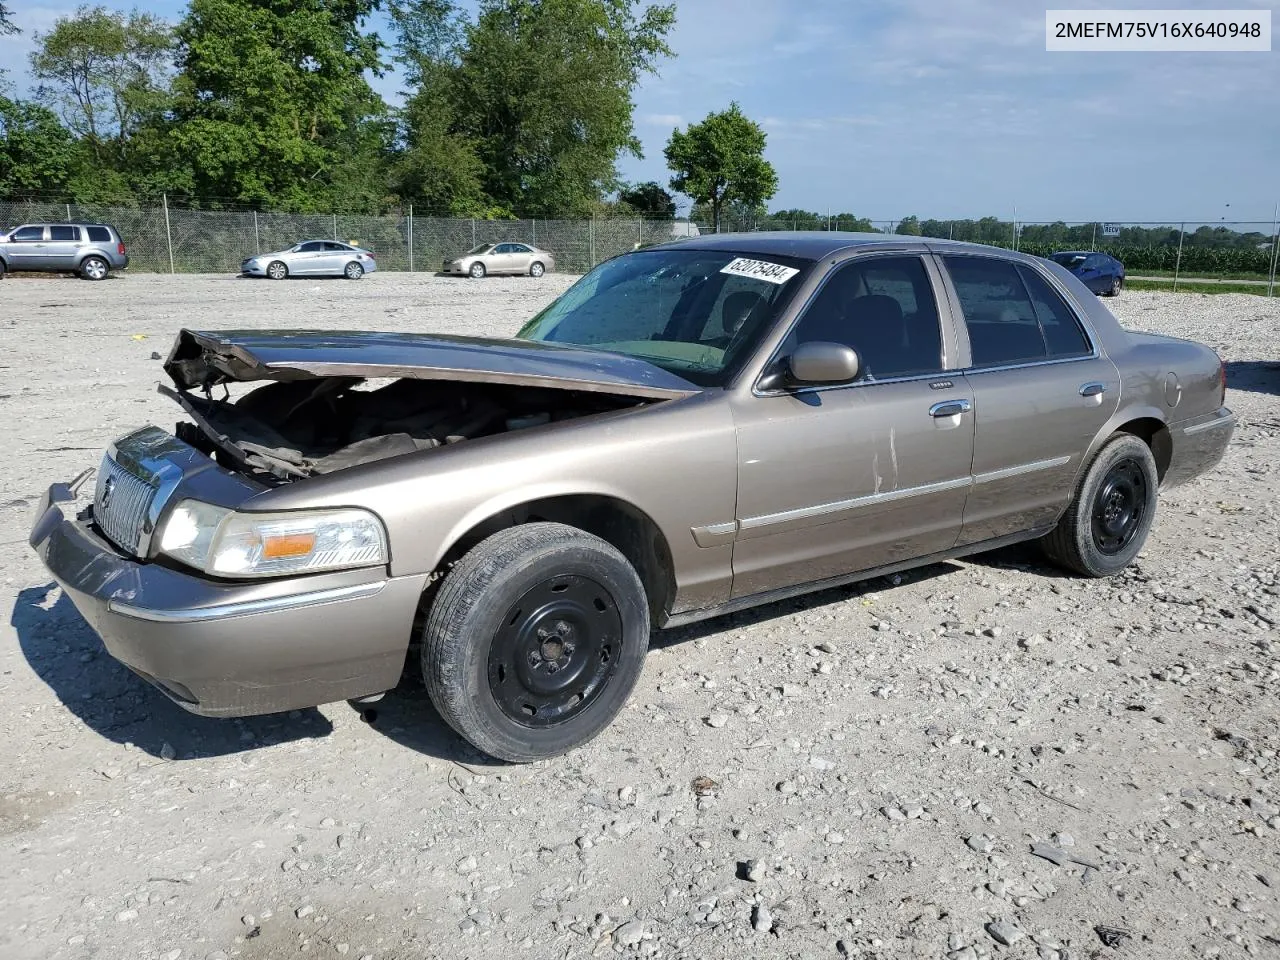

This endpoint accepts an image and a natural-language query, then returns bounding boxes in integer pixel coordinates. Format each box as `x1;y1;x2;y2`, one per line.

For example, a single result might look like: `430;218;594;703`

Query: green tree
386;0;491;215
895;214;921;236
618;180;674;218
451;0;676;217
0;3;17;36
168;0;387;210
0;95;79;198
29;6;174;167
664;102;777;233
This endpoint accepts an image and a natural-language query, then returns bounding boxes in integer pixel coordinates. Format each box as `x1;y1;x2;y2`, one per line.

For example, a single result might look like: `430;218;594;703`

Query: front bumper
240;261;266;276
29;479;426;717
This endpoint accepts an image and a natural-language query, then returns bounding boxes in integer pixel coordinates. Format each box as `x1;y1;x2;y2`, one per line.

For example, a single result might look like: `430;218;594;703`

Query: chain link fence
1;200;1276;293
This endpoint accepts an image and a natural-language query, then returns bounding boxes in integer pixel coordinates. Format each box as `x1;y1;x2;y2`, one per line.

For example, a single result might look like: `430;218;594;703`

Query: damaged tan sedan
30;234;1235;761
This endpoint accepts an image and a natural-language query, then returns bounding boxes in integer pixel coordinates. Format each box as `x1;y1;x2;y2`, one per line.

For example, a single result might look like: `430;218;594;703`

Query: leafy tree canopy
30;5;174;164
618;180;674;218
167;0;386;210
0;95;78;197
665;102;777;232
452;0;675;218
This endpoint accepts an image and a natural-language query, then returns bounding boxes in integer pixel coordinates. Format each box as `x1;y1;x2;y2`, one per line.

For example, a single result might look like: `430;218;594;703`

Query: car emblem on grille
100;475;116;509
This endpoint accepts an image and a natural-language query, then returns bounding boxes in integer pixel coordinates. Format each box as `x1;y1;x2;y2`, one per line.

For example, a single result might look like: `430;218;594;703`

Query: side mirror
786;341;861;386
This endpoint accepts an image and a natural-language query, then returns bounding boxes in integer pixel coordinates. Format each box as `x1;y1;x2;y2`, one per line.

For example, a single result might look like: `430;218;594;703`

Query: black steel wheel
487;574;622;728
422;522;649;762
1041;433;1158;577
1090;457;1147;555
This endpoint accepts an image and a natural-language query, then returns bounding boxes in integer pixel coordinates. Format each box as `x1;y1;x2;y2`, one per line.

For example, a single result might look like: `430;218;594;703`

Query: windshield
466;243;493;255
1050;252;1087;267
516;248;811;386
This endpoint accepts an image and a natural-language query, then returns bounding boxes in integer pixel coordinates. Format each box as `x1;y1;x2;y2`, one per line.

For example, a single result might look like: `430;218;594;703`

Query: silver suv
0;222;130;280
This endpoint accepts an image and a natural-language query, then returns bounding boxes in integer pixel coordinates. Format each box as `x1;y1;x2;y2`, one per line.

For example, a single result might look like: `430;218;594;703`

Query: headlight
158;500;388;578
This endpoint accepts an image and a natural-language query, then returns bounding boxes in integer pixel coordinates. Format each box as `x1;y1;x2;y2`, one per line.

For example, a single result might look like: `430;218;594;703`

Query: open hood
163;329;701;401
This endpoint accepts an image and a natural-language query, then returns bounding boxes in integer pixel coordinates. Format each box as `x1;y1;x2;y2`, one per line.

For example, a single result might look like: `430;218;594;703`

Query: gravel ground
2;274;1278;960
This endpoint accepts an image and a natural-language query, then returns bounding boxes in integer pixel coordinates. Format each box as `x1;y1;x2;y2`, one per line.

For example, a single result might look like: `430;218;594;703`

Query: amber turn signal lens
261;533;316;559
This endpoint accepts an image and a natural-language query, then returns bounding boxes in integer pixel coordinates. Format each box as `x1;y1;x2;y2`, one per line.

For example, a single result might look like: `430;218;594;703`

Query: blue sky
3;0;1277;222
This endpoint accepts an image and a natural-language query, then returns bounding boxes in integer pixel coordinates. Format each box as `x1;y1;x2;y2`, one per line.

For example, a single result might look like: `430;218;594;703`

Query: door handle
1079;382;1106;397
929;399;972;418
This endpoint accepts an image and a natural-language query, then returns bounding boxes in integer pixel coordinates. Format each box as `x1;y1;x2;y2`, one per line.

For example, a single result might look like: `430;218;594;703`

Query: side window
512;244;532;253
943;256;1047;367
495;243;514;254
1017;265;1091;358
49;225;79;241
791;255;944;380
323;241;348;251
86;226;112;242
298;241;324;252
12;226;44;242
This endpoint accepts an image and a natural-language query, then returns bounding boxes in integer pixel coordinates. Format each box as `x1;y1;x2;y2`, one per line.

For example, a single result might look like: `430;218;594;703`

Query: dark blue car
1048;250;1125;297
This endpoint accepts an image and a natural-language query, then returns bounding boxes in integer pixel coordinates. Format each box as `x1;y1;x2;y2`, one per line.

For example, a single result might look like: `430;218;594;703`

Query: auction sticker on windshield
719;258;800;284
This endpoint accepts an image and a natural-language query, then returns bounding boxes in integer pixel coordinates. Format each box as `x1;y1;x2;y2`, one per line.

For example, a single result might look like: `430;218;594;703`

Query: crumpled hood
162;329;702;400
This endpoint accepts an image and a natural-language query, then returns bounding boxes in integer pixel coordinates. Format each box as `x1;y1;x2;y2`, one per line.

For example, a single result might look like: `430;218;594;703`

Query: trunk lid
163;329;702;401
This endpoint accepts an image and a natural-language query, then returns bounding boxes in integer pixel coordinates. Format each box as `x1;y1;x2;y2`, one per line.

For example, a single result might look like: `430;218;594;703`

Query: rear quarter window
87;227;112;242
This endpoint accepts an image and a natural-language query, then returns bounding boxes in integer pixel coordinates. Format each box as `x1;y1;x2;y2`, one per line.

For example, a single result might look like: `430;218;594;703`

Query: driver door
728;254;975;598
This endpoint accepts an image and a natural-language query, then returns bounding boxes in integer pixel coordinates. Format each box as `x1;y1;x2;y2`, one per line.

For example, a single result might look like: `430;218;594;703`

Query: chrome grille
94;454;157;555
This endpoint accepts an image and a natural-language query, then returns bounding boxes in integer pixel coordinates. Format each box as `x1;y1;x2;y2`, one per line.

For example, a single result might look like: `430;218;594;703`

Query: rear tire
1040;433;1158;577
267;260;288;280
529;261;545;278
80;256;109;281
1107;276;1122;297
422;522;649;762
0;259;6;280
344;261;364;280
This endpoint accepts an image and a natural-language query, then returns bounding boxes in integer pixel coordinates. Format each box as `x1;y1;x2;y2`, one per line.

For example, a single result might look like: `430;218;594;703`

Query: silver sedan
442;242;555;278
241;241;378;280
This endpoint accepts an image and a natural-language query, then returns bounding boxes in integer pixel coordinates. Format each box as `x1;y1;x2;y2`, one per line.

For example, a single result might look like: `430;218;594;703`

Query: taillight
117;242;126;255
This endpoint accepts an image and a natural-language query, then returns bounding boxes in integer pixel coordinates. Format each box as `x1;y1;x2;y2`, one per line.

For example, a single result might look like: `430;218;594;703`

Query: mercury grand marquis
30;233;1235;761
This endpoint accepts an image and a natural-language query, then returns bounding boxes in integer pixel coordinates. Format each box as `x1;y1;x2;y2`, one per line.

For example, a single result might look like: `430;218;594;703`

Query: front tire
0;259;6;280
529;261;545;278
1040;433;1158;577
422;523;650;762
344;261;364;280
80;256;109;281
469;261;486;279
267;260;288;280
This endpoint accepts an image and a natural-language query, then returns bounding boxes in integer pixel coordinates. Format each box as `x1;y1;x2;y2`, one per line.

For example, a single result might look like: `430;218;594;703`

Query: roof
648;230;1017;260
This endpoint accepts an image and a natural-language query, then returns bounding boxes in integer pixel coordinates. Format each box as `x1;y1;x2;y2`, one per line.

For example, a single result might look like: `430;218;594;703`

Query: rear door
935;253;1120;547
45;224;84;270
508;243;534;274
319;241;351;274
7;225;47;269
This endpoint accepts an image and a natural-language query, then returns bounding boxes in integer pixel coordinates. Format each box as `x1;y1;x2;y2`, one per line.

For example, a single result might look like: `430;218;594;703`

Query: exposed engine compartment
164;377;651;483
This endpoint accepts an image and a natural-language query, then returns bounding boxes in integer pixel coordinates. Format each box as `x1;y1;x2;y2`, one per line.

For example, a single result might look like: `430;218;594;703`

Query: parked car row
0;221;1126;301
0;222;129;280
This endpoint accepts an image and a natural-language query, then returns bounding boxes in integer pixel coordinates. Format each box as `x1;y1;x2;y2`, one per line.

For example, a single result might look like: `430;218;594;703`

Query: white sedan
241;241;378;280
